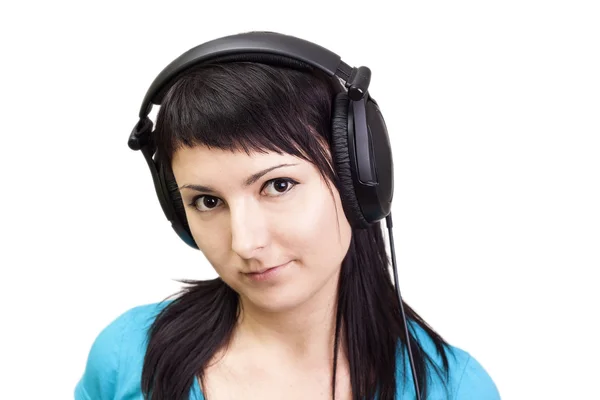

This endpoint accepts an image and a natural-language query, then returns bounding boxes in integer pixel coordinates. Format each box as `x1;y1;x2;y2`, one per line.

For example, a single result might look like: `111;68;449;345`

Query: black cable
386;213;421;400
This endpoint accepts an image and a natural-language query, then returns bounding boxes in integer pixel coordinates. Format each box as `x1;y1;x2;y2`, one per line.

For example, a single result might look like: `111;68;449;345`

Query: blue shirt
75;301;500;399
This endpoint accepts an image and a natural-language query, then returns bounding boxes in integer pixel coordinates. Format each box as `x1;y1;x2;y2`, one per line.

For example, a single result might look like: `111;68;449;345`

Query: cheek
284;183;351;261
188;219;229;269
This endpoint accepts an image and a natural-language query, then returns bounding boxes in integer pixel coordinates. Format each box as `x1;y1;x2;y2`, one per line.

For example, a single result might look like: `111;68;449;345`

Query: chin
232;264;340;313
249;289;305;312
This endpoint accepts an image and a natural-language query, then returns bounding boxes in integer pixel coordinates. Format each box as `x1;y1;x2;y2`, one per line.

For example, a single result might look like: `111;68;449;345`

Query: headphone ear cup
159;163;198;248
330;92;371;229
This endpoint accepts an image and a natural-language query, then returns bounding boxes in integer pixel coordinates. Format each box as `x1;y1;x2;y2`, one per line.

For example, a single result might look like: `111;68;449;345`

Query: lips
246;261;291;274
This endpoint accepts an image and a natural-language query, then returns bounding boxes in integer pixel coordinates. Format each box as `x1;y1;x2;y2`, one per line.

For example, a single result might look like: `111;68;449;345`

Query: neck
233;271;345;370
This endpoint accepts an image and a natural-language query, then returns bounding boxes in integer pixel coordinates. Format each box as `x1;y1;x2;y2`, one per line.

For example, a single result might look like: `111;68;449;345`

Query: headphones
128;31;394;249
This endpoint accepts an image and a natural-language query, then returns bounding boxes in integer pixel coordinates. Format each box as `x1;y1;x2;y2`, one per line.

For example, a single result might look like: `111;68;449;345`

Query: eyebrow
178;163;299;194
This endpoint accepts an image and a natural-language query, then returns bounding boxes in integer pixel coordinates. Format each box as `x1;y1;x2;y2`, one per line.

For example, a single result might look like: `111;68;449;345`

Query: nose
229;199;269;259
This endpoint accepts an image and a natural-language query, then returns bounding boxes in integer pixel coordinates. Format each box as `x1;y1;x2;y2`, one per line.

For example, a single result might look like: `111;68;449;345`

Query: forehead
171;145;304;178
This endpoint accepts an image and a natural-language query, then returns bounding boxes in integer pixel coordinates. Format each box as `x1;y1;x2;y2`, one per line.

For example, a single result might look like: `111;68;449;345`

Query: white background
1;1;598;399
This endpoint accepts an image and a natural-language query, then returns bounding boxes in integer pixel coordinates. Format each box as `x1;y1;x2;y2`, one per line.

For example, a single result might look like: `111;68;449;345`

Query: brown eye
191;196;222;212
263;178;297;196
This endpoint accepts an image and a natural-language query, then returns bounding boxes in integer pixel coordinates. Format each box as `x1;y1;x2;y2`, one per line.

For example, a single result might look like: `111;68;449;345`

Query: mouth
243;261;293;282
246;261;291;275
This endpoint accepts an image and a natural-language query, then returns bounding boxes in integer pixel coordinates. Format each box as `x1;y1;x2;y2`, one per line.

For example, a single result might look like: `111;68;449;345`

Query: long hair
141;61;453;399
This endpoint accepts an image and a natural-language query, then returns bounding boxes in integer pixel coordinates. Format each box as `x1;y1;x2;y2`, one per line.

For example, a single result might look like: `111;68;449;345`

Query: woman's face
171;145;352;312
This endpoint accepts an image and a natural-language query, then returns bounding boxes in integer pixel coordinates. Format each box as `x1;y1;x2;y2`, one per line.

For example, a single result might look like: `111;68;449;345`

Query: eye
190;195;222;213
263;178;297;197
188;178;298;213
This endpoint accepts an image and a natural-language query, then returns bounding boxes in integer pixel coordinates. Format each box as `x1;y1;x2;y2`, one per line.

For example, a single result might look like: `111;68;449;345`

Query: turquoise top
75;301;500;399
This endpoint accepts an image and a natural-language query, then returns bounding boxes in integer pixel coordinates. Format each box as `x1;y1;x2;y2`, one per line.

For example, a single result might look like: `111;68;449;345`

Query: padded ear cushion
160;163;196;246
330;92;371;229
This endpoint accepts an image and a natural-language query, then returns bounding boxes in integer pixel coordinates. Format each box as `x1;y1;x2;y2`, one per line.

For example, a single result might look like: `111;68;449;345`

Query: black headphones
128;31;394;249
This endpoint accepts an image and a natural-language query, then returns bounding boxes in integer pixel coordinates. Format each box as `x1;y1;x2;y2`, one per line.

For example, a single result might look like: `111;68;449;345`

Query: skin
171;144;353;396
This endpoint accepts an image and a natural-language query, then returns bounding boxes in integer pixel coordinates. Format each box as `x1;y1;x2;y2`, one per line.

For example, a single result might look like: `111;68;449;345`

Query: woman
75;33;500;400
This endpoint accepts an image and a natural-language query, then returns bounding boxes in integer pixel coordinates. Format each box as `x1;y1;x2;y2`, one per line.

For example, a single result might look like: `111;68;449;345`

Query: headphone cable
386;213;421;400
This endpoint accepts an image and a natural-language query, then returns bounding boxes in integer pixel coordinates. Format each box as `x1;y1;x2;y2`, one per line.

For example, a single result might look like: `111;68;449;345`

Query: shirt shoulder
74;301;172;400
452;352;501;399
396;322;501;399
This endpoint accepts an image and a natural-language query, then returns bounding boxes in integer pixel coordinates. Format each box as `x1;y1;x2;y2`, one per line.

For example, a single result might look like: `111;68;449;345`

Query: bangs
154;62;337;169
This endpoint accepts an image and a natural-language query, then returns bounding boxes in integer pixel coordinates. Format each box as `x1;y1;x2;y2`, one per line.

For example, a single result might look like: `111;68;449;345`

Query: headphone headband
138;31;371;118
